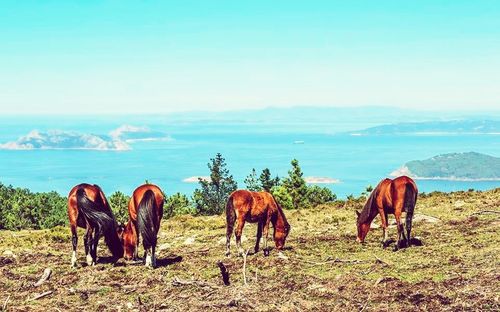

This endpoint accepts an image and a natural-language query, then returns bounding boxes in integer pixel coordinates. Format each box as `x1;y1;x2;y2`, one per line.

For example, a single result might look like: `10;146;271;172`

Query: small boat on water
293;140;305;144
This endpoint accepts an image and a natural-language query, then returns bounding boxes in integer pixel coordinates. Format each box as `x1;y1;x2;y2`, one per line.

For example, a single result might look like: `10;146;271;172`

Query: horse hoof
264;250;270;257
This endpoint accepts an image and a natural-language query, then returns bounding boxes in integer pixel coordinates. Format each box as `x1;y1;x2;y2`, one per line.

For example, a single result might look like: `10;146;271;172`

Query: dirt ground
0;188;499;311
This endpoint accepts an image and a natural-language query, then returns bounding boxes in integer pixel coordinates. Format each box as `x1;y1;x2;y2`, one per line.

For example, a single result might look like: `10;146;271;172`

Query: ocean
0;114;499;199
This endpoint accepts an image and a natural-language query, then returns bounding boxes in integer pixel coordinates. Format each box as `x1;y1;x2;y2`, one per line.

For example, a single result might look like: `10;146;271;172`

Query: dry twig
30;291;53;301
242;248;250;285
33;268;52;287
469;210;500;216
216;261;230;286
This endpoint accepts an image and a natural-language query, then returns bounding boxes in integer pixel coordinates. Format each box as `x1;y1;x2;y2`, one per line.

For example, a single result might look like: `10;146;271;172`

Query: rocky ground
0;188;499;311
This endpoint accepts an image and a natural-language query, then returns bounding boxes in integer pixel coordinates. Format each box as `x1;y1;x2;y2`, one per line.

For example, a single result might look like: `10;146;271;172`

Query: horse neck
273;205;288;230
103;222;124;258
359;192;378;225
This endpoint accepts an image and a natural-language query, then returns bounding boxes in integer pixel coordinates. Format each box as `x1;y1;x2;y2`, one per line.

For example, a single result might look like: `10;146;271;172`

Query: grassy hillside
402;152;500;180
0;189;499;311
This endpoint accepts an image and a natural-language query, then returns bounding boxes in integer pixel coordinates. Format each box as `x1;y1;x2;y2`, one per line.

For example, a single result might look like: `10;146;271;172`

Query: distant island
391;152;500;181
348;120;500;136
0;125;172;151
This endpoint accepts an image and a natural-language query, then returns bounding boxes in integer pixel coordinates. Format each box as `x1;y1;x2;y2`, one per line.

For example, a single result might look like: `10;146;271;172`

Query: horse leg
394;214;407;251
89;227;99;266
225;212;236;257
254;220;263;254
85;225;95;266
151;244;157;268
379;211;390;248
235;216;246;257
144;248;153;267
134;221;140;261
262;218;271;257
70;224;78;268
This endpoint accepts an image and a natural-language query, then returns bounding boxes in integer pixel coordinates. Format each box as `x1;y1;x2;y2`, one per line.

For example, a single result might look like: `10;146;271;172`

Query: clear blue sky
1;1;499;114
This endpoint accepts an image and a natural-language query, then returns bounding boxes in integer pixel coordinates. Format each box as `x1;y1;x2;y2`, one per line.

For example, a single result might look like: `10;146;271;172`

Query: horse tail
137;190;158;251
76;187;123;258
404;181;418;246
226;194;236;236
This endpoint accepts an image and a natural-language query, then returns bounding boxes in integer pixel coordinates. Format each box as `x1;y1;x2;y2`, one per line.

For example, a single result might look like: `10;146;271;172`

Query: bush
271;185;294;210
108;191;130;224
165;193;195;217
0;183;67;230
306;185;337;207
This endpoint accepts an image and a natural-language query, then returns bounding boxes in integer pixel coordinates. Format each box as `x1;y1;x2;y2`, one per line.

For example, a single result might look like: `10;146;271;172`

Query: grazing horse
68;183;123;267
226;190;290;257
356;176;418;249
122;184;164;267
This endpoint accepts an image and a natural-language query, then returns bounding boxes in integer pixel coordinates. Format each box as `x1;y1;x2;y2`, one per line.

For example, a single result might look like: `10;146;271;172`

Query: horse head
121;221;137;260
274;222;290;250
356;210;370;243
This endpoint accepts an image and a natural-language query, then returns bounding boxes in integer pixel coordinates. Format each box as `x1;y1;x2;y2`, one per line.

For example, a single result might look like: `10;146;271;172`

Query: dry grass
0;188;499;311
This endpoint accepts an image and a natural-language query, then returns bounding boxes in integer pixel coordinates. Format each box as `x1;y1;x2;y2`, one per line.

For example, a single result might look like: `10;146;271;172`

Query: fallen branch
171;277;220;289
31;291;53;301
374;255;390;266
216;261;230;286
2;294;10;311
469;210;500;217
303;257;369;266
242;248;250;286
33;268;52;287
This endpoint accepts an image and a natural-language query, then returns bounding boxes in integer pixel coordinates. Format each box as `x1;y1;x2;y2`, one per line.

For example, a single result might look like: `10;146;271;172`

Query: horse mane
76;187;123;258
358;188;376;225
272;195;290;230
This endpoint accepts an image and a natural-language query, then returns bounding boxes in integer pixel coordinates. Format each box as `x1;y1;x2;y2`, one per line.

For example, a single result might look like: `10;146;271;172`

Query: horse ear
355;211;360;217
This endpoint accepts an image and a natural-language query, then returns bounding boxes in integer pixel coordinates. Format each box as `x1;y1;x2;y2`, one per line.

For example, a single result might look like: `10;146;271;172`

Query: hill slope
392;152;500;180
0;189;499;311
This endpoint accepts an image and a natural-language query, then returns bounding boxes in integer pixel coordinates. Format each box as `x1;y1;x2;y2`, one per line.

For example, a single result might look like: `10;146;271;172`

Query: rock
158;243;170;251
277;252;289;260
2;250;16;258
183;237;196;245
454;200;466;208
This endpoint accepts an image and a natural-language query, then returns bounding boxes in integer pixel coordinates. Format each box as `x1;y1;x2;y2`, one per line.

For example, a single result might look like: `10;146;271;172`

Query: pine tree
259;168;280;192
282;159;309;209
244;168;261;191
193;153;238;215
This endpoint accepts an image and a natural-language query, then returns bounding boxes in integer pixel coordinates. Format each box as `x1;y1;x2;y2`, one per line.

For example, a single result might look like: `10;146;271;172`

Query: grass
0;188;499;311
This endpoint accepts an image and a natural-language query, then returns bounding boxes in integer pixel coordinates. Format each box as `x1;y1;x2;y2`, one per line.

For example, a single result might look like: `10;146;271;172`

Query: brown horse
68;183;123;267
226;190;290;257
356;176;418;249
122;184;164;267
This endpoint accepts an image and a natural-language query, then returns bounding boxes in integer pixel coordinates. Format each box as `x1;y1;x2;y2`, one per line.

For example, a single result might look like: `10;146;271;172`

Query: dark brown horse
122;184;164;267
226;190;290;257
68;183;123;267
356;176;418;249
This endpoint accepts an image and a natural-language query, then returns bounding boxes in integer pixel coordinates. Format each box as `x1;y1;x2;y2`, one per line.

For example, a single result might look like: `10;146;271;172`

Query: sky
0;0;499;114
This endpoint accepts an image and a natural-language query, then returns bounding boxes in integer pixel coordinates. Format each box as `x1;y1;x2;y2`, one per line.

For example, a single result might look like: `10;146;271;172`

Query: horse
121;184;164;268
67;183;123;267
356;176;418;250
226;190;290;257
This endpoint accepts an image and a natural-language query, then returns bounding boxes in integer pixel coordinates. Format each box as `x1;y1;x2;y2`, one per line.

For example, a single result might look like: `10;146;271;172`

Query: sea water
0;115;498;198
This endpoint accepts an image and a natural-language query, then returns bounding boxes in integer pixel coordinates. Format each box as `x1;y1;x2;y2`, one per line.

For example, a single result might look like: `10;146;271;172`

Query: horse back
67;183;108;227
129;184;164;223
228;190;274;223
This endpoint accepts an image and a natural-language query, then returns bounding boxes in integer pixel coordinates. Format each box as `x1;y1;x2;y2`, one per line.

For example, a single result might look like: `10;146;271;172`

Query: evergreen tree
193;153;238;215
259;168;280;192
282;159;309;209
244;168;261;191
